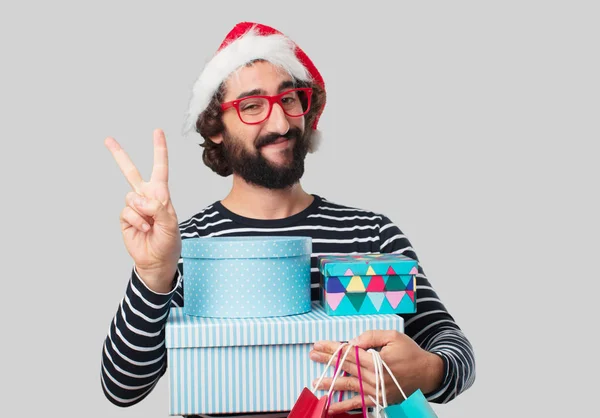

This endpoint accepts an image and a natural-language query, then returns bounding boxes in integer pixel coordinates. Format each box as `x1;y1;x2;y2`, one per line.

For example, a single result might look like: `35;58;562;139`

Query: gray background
1;0;598;416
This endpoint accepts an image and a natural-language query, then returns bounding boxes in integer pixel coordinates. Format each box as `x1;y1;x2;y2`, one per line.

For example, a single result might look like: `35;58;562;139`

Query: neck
220;175;314;220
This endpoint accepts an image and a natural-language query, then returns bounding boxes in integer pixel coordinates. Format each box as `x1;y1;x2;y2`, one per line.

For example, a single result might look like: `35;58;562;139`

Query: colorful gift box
181;236;312;318
318;253;418;316
164;301;404;416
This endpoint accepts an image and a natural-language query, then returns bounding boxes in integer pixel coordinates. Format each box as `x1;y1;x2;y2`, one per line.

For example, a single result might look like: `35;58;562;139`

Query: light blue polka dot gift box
181;236;312;318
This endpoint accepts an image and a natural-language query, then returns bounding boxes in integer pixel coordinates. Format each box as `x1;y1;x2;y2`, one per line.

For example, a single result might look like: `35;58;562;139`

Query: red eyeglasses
220;87;313;125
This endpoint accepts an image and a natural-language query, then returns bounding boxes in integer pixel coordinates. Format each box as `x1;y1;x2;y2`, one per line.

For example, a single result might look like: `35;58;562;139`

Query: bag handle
311;343;367;417
379;354;407;401
330;346;346;406
332;346;368;418
328;344;367;417
370;348;382;415
329;345;367;418
311;342;349;395
366;348;408;413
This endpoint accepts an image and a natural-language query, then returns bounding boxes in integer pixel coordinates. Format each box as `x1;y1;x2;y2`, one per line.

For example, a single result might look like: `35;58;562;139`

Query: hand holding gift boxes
308;330;443;416
292;342;439;418
365;345;439;418
318;253;419;316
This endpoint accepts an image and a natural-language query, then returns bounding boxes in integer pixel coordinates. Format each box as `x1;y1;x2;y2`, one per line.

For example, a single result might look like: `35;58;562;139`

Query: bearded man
101;21;476;417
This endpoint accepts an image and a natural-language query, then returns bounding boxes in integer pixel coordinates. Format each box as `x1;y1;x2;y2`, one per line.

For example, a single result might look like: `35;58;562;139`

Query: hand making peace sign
105;128;181;293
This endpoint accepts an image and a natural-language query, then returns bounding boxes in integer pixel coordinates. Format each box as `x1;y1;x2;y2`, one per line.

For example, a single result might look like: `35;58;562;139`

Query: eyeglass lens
238;89;310;123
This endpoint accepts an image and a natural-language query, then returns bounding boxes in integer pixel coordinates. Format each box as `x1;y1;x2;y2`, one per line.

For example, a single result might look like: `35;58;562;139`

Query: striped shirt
100;194;476;414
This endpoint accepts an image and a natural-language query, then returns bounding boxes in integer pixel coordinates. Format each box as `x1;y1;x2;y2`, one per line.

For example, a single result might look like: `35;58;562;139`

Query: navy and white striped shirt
100;194;476;413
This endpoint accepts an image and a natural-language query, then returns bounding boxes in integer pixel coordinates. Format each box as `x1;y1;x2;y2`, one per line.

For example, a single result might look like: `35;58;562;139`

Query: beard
221;126;309;189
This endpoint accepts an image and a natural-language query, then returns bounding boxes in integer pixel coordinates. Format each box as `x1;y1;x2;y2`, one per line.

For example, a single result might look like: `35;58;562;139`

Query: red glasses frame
220;87;313;125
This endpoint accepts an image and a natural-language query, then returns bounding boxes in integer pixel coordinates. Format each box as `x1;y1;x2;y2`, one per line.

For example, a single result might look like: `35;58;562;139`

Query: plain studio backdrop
0;1;598;417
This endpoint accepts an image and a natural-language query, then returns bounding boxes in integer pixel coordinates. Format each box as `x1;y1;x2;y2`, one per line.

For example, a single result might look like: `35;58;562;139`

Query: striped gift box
165;301;404;415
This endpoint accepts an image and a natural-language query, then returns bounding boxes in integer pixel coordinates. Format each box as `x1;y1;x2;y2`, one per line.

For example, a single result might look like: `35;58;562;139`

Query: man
100;22;476;416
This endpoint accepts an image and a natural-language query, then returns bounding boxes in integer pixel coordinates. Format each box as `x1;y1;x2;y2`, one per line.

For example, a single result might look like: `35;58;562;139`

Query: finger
154;184;171;208
312;376;376;396
312;341;375;372
125;192;155;225
326;393;374;416
150;128;169;185
164;197;177;217
105;137;144;193
310;351;376;388
130;195;170;223
120;206;151;232
350;330;402;350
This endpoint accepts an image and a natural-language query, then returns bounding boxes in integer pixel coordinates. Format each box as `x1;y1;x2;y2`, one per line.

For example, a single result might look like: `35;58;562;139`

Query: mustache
255;127;302;148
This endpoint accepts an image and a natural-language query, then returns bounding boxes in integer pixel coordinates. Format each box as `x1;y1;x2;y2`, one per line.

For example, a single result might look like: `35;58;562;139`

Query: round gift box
181;236;312;318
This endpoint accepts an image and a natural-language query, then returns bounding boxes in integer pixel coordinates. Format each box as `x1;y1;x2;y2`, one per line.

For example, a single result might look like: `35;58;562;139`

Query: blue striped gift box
165;301;404;415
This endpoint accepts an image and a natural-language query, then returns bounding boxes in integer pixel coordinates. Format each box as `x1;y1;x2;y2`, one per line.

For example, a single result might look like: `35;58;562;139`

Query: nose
264;102;290;135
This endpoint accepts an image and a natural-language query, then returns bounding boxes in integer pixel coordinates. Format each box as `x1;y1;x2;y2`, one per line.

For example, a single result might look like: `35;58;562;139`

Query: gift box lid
181;236;312;259
318;253;418;277
165;302;403;349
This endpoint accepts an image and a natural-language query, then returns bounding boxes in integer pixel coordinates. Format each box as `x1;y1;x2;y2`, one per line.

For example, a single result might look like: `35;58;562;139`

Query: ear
210;133;224;144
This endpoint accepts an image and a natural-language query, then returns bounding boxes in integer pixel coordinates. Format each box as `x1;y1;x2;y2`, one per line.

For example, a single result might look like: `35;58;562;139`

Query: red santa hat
182;22;326;151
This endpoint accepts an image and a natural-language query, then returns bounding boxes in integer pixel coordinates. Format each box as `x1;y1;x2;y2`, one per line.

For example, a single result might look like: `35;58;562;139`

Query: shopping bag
289;343;350;418
290;343;368;418
382;389;438;418
365;349;438;418
287;387;328;418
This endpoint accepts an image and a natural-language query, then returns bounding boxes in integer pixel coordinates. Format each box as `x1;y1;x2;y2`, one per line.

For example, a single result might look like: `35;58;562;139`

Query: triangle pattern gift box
318;253;418;316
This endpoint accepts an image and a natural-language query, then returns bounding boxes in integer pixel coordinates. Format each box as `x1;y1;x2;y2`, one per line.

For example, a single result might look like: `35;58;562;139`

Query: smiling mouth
262;137;290;147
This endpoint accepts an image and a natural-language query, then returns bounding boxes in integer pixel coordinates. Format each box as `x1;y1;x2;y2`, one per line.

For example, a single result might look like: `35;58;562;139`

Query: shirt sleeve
100;259;184;406
378;215;476;403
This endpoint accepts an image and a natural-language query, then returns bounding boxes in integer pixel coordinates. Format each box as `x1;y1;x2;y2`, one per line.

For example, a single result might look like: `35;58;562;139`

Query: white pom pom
308;129;322;153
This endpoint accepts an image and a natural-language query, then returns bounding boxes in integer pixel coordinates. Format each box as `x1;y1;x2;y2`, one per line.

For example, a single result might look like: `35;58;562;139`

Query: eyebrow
235;80;297;100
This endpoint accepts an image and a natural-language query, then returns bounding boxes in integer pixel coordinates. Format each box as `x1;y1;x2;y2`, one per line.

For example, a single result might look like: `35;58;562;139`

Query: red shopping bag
287;387;328;418
290;343;368;418
288;343;347;418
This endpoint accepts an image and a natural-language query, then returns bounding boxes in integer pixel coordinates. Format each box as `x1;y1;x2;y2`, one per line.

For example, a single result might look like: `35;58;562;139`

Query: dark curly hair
195;72;326;177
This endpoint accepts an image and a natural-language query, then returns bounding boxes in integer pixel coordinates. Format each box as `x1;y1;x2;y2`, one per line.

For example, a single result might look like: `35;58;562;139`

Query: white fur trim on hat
182;28;311;136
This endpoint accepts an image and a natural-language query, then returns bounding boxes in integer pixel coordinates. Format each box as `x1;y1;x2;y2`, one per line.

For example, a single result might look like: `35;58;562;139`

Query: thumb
132;195;172;224
349;330;400;349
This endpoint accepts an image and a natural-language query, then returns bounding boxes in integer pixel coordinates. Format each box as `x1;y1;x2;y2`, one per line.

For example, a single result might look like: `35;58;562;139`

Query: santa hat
182;22;326;151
